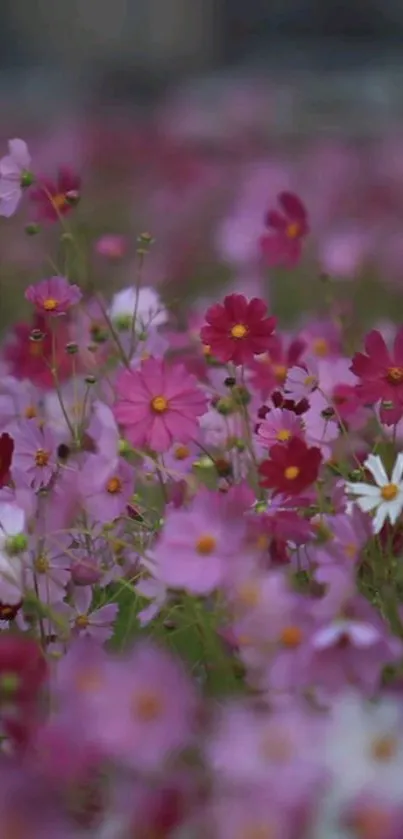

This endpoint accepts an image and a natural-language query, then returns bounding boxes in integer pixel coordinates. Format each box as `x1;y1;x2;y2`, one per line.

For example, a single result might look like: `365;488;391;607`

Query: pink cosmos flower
84;641;198;771
308;597;403;696
25;537;70;605
299;318;342;360
95;233;127;260
285;362;319;401
79;454;134;524
0;138;32;217
114;357;207;453
30;166;81;222
206;703;324;809
249;333;306;400
257;407;305;449
260;191;309;267
25;276;82;316
302;389;340;458
57;586;118;645
12;419;57;490
151;487;247;595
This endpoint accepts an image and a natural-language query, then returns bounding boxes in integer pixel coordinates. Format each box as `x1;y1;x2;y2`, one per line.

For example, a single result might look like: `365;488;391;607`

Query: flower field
0;92;403;836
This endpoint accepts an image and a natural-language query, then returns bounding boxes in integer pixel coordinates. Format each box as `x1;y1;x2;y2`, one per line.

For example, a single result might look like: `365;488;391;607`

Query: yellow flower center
132;690;162;722
51;192;67;211
195;534;216;555
344;542;357;559
255;533;270;551
231;323;248;339
237;581;261;607
381;483;398;501
43;298;58;311
75;614;89;629
34;555;49;574
35;448;50;467
279;625;303;648
106;476;122;494
202;343;211;356
284;465;299;480
273;363;287;383
304;374;317;387
387;366;403;384
286;221;300;239
238;821;277;839
174;444;190;460
276;428;291;442
312;337;329;357
24;405;37;419
370;734;397;762
151;395;168;413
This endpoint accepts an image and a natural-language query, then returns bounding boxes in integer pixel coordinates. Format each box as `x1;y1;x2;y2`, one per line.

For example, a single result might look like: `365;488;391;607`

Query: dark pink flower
260;192;309;267
351;328;403;425
25;276;82;316
30;166;81;222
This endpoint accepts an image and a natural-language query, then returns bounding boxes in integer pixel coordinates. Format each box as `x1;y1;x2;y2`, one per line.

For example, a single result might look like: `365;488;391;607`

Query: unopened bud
65;342;79;354
20;170;35;188
25;222;40;236
85;374;96;385
65;189;80;206
30;329;44;342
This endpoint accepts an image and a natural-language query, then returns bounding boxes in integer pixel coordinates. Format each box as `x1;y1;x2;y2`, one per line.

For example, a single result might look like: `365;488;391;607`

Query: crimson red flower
260;191;309;268
0;634;48;751
200;294;276;366
0;433;14;487
0;633;47;705
30;166;81;222
259;436;322;496
350;328;403;425
5;314;78;389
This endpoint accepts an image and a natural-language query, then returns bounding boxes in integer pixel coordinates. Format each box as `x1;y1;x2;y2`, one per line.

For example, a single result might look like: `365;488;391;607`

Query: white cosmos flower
0;502;26;603
109;286;167;329
345;453;403;534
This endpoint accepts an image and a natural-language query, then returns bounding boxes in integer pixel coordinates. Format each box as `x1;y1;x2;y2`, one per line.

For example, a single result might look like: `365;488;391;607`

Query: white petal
349;622;380;647
373;503;389;534
355;495;381;513
0;503;25;536
364;454;389;487
312;622;346;650
392;453;403;485
387;495;403;526
345;482;380;497
8;138;31;168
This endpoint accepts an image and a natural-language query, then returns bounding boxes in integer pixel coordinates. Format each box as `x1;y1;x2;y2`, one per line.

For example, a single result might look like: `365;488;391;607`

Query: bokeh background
2;0;403;333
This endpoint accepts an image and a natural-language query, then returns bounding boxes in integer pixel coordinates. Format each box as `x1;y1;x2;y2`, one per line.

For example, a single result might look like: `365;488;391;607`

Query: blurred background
2;0;403;335
2;0;403;128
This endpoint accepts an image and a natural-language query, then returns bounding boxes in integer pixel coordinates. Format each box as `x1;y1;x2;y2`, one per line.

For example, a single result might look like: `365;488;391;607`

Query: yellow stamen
151;395;168;413
231;323;248;339
284;465;299;480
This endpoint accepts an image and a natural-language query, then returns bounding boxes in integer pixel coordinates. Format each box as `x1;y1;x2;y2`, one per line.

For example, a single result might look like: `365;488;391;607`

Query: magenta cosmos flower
85;641;198;772
200;294;276;366
260;191;309;268
12;419;57;490
351;327;403;425
151;487;247;595
25;276;82;316
78;454;134;524
114;357;207;453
